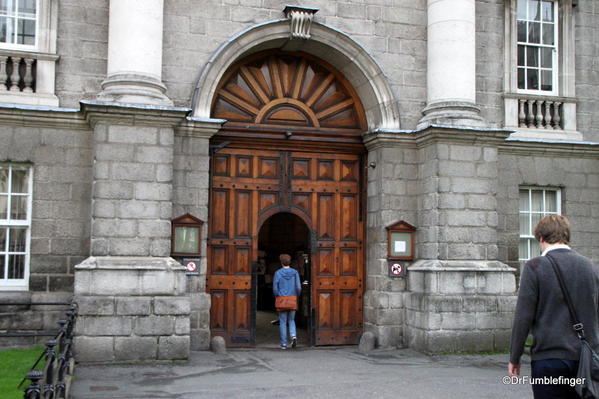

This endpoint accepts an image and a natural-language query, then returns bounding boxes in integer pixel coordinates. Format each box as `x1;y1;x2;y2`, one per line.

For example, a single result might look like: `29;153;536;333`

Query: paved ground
71;347;533;399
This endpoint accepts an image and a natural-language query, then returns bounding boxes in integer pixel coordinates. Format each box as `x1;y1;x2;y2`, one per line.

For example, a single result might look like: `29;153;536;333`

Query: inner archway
256;212;311;348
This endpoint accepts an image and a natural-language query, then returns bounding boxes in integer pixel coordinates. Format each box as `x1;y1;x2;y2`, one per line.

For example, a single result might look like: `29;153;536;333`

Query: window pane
17;18;34;45
527;69;539;90
10;195;27;219
519;238;529;260
518;45;525;66
520;213;531;235
0;255;4;279
0;168;7;192
530;239;541;257
11;169;28;193
8;254;24;279
526;47;538;67
519;190;530;212
517;0;527;19
541;70;552;91
174;226;200;253
518;68;525;89
531;213;542;233
541;47;552;68
531;190;543;212
517;21;527;42
9;227;25;252
0;227;6;251
529;0;540;21
0;195;7;219
545;191;557;212
528;22;540;43
542;23;554;45
0;16;13;43
0;0;16;15
19;0;36;17
541;1;554;22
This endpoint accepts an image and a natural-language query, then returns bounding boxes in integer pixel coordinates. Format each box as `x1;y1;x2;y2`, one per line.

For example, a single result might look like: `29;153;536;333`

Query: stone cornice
364;125;512;151
176;117;226;139
500;137;599;159
0;103;87;130
80;100;191;129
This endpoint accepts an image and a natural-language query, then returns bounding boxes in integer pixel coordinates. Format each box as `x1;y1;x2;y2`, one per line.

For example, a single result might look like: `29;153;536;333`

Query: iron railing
0;303;77;399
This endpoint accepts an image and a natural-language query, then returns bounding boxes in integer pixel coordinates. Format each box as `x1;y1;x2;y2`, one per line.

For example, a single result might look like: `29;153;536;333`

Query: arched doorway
207;51;366;347
255;212;311;347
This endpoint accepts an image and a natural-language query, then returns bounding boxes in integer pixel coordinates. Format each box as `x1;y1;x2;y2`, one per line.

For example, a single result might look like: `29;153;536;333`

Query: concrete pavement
71;347;532;399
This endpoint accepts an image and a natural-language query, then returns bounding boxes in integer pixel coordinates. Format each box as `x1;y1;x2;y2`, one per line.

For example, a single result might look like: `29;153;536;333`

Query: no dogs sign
388;260;406;277
183;258;200;275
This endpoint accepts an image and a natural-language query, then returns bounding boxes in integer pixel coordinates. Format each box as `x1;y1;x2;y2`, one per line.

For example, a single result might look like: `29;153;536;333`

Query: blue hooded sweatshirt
273;267;301;297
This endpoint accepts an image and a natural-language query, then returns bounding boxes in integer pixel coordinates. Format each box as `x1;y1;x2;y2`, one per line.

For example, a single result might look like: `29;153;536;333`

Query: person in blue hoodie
273;253;301;349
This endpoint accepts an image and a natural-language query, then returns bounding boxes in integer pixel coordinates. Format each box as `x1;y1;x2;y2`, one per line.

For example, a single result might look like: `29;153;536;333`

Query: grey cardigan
510;248;599;365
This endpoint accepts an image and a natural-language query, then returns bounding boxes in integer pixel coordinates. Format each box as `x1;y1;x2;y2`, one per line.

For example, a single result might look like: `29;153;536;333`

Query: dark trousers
531;359;579;399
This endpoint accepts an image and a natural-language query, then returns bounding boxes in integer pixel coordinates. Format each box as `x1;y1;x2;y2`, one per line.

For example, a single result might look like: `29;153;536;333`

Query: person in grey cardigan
509;214;599;399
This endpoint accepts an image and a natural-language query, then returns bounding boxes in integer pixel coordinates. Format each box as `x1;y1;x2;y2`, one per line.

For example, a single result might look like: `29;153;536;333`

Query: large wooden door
207;50;367;346
207;148;364;346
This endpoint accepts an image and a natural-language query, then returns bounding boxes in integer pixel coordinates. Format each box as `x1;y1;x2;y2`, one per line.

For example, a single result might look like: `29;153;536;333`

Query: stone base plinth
73;257;191;362
405;260;517;353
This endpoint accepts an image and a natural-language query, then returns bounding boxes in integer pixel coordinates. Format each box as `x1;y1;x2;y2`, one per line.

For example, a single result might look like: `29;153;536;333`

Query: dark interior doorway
255;212;311;347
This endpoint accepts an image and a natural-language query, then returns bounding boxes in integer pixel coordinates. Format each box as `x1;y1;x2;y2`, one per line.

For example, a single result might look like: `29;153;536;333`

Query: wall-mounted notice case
386;220;416;261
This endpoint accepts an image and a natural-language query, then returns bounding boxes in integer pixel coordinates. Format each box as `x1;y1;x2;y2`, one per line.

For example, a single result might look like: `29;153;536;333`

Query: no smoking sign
183;258;200;275
388;260;406;277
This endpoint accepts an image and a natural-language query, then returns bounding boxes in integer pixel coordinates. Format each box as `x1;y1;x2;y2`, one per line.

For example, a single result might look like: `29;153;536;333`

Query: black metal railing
0;303;77;399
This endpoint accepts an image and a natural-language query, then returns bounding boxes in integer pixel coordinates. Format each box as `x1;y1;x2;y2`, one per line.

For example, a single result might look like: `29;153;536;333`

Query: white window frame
518;186;561;262
0;0;39;51
516;0;558;96
0;164;33;291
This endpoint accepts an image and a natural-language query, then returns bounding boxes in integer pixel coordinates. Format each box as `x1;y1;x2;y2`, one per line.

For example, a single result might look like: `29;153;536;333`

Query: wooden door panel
210;190;229;237
340;248;358;276
317;291;334;329
234;191;252;237
232;291;251;332
210;291;227;331
232;247;251;274
340;194;358;240
340;290;358;329
317;194;335;239
210;246;227;274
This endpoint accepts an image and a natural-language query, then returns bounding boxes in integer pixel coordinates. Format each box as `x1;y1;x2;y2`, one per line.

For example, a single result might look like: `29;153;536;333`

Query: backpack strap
546;253;586;339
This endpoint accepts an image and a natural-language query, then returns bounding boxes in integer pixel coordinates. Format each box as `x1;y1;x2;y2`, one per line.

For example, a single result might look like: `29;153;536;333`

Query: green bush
0;346;44;399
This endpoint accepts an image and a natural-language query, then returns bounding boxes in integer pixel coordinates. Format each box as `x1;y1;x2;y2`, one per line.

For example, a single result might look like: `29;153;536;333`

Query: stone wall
497;149;599;269
363;139;418;348
0;124;92;293
406;260;516;353
74;257;190;362
90;122;174;257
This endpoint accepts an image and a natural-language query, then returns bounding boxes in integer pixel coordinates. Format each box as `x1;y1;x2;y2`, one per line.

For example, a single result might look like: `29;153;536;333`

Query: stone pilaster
97;0;171;105
419;0;484;128
174;117;224;350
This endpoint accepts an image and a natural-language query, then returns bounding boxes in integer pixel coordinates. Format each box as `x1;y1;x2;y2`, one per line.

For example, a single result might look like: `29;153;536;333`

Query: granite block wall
497;151;599;270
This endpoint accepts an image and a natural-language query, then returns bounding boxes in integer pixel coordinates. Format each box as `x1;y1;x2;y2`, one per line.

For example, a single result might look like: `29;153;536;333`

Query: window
517;0;557;94
518;187;560;261
0;164;32;289
0;0;37;48
504;0;581;140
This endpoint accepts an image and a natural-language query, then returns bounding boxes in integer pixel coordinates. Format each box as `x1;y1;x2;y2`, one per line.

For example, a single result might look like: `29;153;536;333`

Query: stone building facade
0;0;597;361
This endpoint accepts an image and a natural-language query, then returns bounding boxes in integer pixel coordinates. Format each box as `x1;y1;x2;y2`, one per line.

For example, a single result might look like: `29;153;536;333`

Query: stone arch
192;19;400;131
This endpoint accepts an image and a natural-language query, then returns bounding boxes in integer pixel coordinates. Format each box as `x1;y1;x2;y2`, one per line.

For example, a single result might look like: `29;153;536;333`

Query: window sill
0;284;28;291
